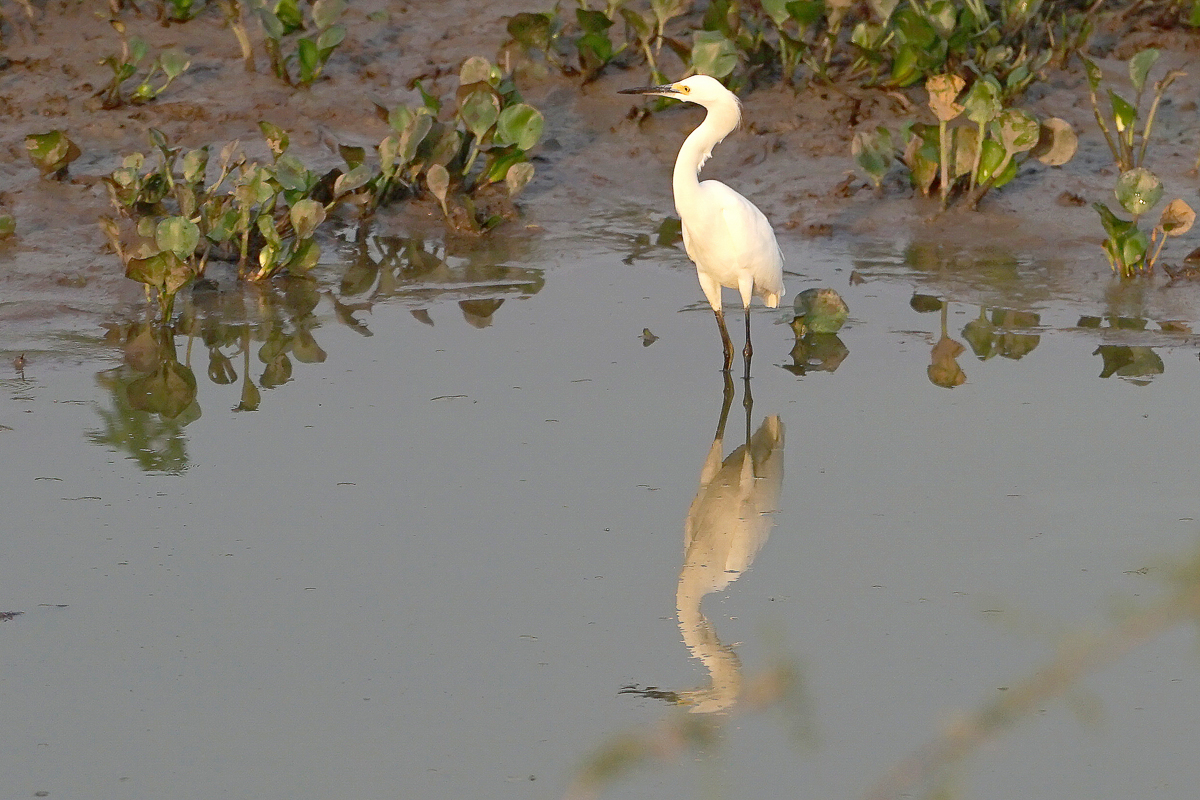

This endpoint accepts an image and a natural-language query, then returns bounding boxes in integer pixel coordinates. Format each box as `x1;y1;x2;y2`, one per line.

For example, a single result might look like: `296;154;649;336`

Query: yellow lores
621;75;785;376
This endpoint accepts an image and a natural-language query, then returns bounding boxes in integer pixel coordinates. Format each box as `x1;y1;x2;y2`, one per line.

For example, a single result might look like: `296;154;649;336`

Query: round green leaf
333;164;372;196
459;56;495;87
992;108;1040;155
1115;168;1163;217
155;216;200;260
505;162;534;197
458;88;500;140
426;163;450;205
289;198;326;240
691;30;738;79
962;76;1001;125
495;103;545;151
159;48;190;80
311;0;345;29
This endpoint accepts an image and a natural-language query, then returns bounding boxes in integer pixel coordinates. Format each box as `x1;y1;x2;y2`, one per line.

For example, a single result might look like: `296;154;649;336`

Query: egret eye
678;85;690;94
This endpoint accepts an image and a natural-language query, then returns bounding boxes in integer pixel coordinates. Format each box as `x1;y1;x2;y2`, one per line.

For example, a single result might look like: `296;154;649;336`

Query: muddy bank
3;2;1200;345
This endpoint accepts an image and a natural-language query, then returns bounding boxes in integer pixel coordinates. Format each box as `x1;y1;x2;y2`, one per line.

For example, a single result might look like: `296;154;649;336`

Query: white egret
620;75;785;376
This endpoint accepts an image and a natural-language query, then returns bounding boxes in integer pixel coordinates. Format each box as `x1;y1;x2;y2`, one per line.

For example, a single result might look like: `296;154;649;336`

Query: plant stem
938;119;950;210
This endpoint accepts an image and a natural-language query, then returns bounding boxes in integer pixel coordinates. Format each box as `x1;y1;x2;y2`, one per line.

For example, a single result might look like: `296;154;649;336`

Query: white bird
620;74;785;376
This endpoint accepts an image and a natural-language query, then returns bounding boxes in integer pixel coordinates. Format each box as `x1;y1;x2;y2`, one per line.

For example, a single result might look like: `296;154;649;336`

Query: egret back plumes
620;74;785;375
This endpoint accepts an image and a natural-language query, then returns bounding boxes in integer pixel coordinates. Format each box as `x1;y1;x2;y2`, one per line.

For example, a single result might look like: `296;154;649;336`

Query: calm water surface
3;218;1200;800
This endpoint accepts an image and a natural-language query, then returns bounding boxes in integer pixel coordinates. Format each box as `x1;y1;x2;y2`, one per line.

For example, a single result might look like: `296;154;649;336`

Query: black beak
618;84;679;96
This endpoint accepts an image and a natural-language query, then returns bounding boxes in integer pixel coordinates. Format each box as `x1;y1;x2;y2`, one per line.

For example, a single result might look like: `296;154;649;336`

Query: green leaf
851;127;893;187
317;24;345;54
1081;56;1102;91
338;144;366;170
507;12;554;51
577;31;614;74
962;76;1001;125
1128;48;1160;94
257;213;282;247
378;133;401;175
257;7;285;40
992;108;1040;155
505;161;535;197
691;30;738;79
787;0;825;26
576;8;614;34
155;216;200;259
333;164;372;196
427;163;450;208
761;0;791;26
159;48;190;81
289;198;326;240
952;126;977;177
24;130;81;176
129;36;149;66
926;0;957;37
311;0;345;29
1115;167;1163;217
1092;202;1137;239
619;8;652;38
273;0;303;33
297;37;319;81
793;288;849;333
1108;90;1137;133
0;214;15;239
259;121;290;158
397;112;434;164
458;88;500;140
181;147;209;183
495;103;545;151
286;238;321;274
273;154;314;192
459;56;495;87
125;250;196;298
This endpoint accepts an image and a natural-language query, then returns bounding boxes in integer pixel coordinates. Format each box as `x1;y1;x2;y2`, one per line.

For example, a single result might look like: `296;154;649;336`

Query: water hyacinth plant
214;0;346;85
369;56;545;232
503;0;1090;96
853;72;1076;209
102;59;545;319
99;19;190;108
1083;49;1194;276
101;126;342;319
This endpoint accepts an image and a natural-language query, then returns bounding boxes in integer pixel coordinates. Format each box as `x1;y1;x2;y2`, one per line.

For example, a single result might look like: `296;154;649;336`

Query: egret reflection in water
626;378;785;713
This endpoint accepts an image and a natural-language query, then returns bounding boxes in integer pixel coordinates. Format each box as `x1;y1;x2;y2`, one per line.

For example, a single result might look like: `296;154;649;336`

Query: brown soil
2;2;1199;337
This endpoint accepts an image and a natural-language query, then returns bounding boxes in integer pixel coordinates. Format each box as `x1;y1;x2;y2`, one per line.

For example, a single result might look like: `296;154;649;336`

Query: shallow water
3;218;1200;800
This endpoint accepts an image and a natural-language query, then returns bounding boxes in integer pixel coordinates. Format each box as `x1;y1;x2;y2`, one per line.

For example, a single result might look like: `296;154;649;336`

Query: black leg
714;309;734;372
715;371;735;442
742;370;753;422
742;307;753;379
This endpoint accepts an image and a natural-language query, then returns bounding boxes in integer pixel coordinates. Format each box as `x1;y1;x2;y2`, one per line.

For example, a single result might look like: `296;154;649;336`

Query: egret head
619;74;740;114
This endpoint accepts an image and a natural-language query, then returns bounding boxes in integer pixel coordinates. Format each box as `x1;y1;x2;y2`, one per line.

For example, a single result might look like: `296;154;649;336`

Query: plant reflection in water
90;323;198;474
337;230;544;329
89;233;546;472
